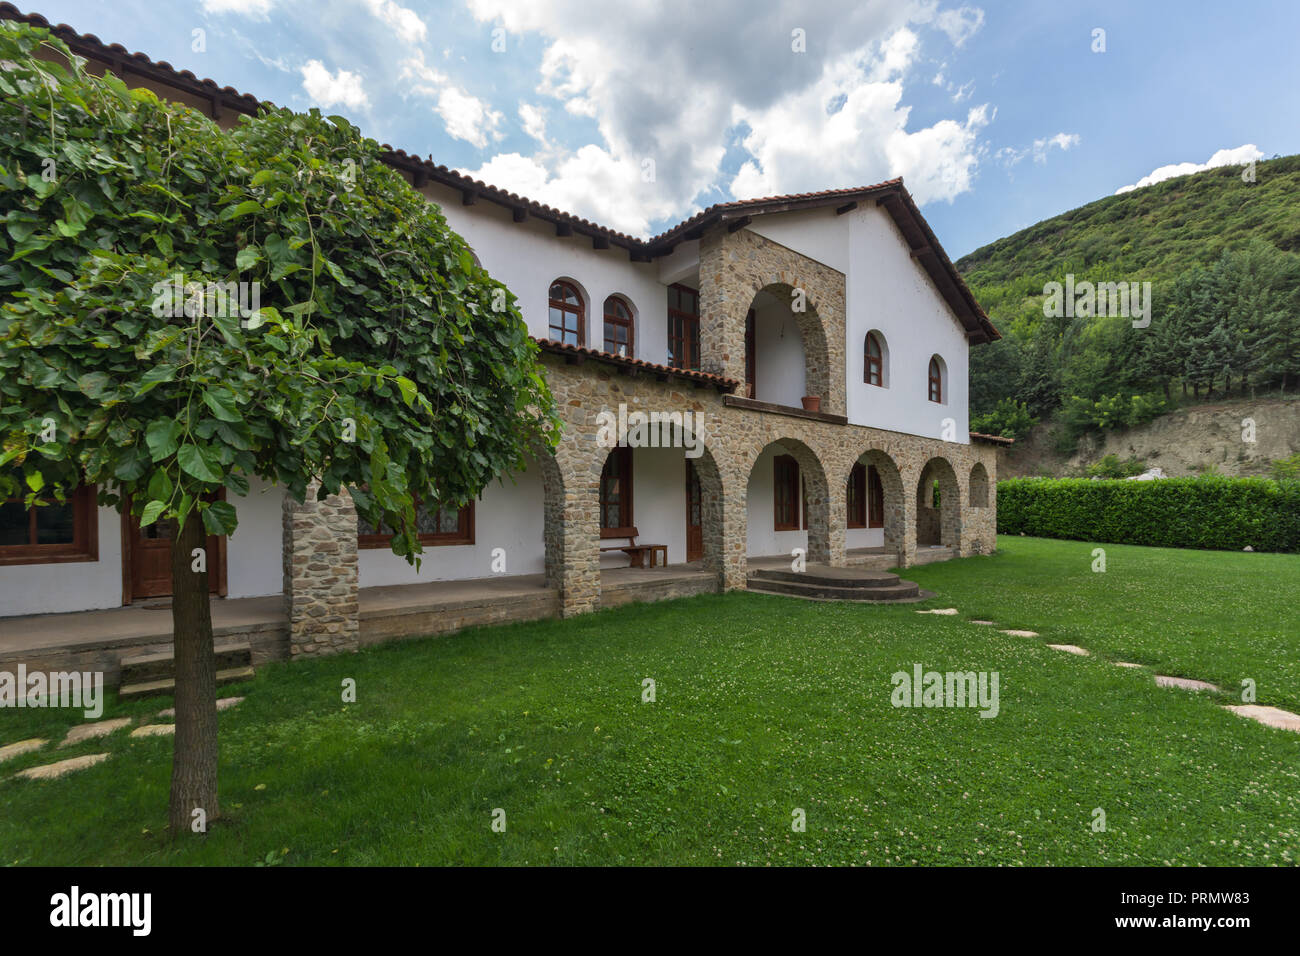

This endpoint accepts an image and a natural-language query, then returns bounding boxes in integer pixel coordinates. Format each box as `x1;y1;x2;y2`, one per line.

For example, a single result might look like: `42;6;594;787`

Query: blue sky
19;0;1300;257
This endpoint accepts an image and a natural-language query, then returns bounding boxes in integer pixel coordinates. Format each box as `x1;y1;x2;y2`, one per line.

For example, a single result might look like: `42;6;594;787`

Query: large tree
0;23;557;832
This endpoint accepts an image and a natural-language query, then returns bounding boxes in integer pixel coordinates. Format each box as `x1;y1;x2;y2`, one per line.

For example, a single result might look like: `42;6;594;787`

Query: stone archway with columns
698;226;846;416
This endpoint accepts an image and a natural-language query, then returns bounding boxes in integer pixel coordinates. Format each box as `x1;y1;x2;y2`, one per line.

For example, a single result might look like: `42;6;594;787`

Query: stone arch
845;447;906;558
744;282;831;409
969;462;989;509
916;457;961;549
742;435;836;565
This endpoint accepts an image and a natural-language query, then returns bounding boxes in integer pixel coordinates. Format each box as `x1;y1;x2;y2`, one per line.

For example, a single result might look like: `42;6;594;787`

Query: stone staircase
746;565;930;603
118;641;255;699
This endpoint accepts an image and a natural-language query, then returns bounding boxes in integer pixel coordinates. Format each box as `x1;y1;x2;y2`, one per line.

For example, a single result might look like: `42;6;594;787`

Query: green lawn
2;536;1298;866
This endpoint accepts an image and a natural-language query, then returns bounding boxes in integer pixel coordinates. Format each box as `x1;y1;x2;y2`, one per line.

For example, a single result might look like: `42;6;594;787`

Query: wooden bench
599;527;668;568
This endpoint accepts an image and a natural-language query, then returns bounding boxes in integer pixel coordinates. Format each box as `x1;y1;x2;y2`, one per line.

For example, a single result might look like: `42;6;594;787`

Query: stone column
897;466;920;568
282;481;359;656
551;445;602;617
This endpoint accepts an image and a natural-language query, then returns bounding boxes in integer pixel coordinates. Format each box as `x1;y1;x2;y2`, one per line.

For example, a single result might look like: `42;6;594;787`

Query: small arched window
548;280;584;347
928;356;944;403
603;295;634;357
864;332;884;386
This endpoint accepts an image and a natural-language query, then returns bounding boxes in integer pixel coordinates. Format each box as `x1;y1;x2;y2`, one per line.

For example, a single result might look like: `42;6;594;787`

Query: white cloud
202;0;275;16
463;1;992;232
995;131;1080;166
932;6;985;47
1114;144;1264;194
402;52;504;149
360;0;427;44
519;103;548;144
299;59;369;110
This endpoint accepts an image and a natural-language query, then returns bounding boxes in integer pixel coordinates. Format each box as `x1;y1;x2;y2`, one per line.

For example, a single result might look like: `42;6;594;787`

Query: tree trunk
168;514;219;835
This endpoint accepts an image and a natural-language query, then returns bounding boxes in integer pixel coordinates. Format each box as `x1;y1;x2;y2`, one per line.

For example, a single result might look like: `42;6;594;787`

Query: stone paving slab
155;696;244;719
1048;644;1090;656
999;629;1039;638
14;753;109;780
0;738;47;763
1225;705;1300;732
969;620;996;626
130;724;175;738
1155;674;1220;692
59;717;131;748
1115;662;1144;669
915;608;959;615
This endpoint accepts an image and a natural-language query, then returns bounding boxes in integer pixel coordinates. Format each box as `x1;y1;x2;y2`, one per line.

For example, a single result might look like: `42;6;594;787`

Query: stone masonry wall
283;481;360;657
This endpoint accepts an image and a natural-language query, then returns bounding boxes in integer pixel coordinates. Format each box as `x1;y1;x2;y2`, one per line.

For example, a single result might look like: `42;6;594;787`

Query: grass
1;536;1297;866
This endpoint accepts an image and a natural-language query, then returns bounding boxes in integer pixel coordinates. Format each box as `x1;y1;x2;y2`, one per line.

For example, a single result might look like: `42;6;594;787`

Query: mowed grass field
2;536;1297;866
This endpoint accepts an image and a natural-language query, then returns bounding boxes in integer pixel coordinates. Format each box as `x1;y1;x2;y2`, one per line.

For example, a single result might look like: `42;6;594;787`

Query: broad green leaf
178;444;224;482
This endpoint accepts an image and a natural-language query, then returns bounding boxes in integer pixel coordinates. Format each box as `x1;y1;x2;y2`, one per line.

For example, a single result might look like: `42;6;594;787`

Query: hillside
954;154;1300;452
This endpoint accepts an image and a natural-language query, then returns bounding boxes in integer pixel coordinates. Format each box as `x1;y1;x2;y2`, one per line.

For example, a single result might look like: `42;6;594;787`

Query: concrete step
119;665;255;700
119;642;252;685
750;567;905;589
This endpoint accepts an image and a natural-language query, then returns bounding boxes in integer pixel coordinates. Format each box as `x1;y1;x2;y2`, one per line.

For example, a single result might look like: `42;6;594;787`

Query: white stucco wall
358;463;546;585
746;445;808;558
597;447;689;569
0;503;124;617
424;183;672;365
751;297;807;407
225;476;284;599
845;205;970;442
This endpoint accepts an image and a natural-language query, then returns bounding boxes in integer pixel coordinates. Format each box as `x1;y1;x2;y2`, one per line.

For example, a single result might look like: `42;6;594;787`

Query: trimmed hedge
997;477;1300;553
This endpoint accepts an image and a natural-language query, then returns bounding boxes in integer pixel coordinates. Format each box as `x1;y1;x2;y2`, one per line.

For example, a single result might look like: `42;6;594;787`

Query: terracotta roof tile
533;338;739;391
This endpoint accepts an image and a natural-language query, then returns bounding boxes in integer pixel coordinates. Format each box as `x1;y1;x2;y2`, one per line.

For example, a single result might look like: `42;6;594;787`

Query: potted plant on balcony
801;395;821;412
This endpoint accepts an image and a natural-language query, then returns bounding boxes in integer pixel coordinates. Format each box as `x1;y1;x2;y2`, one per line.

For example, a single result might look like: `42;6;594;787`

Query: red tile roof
534;338;739;391
969;431;1015;446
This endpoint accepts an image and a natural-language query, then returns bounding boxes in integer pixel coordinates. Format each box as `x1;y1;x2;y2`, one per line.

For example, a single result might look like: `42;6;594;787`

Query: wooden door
123;498;226;603
685;459;703;562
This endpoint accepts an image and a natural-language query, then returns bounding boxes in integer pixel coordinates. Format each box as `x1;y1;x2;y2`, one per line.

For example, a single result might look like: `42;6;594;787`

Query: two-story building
0;7;1009;675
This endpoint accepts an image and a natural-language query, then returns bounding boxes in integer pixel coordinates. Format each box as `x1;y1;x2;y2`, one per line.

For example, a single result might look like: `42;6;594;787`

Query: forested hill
954;154;1300;445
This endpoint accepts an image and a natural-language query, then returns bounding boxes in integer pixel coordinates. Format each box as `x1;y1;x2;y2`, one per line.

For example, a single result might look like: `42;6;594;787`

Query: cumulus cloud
463;0;994;232
360;0;428;44
299;59;369;110
402;52;504;149
519;103;549;145
1114;144;1264;194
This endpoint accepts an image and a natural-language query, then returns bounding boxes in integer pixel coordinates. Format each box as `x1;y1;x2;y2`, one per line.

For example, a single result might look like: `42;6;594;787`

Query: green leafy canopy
0;22;558;559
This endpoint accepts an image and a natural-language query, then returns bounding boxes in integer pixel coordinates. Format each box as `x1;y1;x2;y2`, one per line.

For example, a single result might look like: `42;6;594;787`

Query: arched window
928;356;944;403
603;295;634;357
864;332;884;386
548;279;585;347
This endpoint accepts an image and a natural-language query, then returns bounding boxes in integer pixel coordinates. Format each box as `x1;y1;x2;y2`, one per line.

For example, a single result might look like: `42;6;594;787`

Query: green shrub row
996;476;1300;552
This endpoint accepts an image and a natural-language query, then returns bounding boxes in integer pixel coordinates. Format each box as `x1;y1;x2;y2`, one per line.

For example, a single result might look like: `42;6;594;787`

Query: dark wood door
123;498;225;602
685;459;703;562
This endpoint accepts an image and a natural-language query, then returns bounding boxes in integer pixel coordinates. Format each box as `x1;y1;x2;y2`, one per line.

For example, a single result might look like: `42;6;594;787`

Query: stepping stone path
59;717;131;748
999;629;1039;638
155;696;244;719
1115;662;1144;669
1154;675;1219;692
969;620;996;626
1224;705;1300;733
915;608;959;615
130;724;175;738
15;753;109;780
1047;644;1090;656
0;738;47;763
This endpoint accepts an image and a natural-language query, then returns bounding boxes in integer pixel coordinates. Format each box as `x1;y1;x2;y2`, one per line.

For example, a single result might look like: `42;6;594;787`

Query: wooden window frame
357;499;475;549
599;446;635;538
548;279;585;347
602;295;635;357
667;283;701;371
773;454;800;532
0;484;98;566
865;332;883;386
868;465;885;528
847;463;867;529
928;356;943;403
